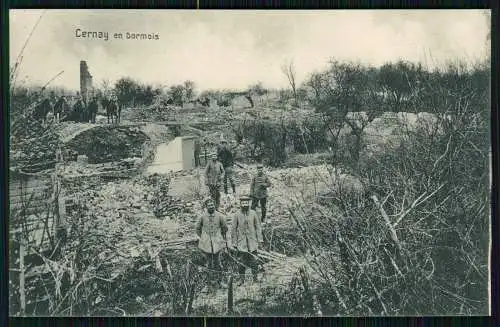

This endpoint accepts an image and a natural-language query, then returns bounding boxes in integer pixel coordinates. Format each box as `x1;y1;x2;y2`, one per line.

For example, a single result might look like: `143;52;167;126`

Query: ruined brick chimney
80;60;93;104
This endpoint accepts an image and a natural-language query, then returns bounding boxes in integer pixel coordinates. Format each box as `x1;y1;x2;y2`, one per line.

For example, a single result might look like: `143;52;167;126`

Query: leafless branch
393;183;445;228
281;60;297;105
11;10;46;89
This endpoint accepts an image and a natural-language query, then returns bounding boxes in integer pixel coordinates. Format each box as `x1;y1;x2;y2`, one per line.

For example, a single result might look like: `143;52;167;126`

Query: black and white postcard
8;9;492;317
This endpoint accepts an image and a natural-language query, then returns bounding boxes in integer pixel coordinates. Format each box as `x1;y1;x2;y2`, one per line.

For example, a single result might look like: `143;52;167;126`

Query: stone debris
76;154;89;165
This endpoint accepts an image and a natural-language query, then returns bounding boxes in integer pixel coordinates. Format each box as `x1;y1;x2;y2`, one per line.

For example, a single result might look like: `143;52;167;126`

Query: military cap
257;163;264;168
239;195;251;201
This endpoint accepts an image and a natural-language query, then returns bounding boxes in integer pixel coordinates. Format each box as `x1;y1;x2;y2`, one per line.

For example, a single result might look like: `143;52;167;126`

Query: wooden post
299;266;314;314
19;238;26;316
184;261;197;315
227;275;234;315
53;170;66;245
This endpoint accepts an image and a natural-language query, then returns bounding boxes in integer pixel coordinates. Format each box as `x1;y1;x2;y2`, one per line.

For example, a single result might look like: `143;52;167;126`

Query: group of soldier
205;139;272;224
196;139;273;288
33;91;118;125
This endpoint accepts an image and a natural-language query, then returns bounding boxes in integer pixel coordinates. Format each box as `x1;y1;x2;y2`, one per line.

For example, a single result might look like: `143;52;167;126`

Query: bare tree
100;79;111;92
282;60;297;106
306;72;325;101
183;80;196;102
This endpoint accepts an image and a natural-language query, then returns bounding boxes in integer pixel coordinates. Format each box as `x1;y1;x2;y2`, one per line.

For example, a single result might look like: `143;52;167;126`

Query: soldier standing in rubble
250;164;272;225
48;91;56;109
33;92;53;123
194;138;201;167
205;152;225;210
44;91;57;123
196;198;229;289
53;94;68;123
202;137;209;165
231;195;263;285
217;139;236;195
73;93;85;122
45;93;56;124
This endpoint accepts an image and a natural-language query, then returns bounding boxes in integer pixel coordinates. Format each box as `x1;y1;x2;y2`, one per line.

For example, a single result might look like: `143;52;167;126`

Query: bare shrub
278;59;490;315
235;115;329;167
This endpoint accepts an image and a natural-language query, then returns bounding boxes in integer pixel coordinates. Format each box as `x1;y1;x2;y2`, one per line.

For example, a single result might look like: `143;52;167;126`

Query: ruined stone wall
80;60;93;104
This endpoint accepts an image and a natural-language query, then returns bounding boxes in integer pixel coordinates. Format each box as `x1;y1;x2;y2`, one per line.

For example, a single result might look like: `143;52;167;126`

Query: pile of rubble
124;104;178;122
58;160;339;315
58;158;142;177
146;173;198;219
61;172;205;281
63;126;149;164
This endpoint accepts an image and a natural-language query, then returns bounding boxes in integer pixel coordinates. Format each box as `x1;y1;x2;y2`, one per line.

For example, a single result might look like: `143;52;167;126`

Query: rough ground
62;161;332;315
49;105;448;315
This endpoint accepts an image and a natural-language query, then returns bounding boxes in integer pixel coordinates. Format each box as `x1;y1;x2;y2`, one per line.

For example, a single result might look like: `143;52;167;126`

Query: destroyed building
80;60;93;104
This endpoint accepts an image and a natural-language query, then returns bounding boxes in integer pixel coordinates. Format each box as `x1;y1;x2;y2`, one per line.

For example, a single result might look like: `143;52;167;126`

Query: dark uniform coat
205;160;225;186
250;173;272;199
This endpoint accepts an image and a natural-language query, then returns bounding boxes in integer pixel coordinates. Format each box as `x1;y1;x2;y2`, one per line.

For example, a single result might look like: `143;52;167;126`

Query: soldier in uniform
202;137;209;166
250;164;272;225
231;195;264;285
205;152;225;210
49;91;57;106
53;94;68;123
196;198;229;288
194;138;202;167
44;92;56;125
217;139;236;195
33;93;54;123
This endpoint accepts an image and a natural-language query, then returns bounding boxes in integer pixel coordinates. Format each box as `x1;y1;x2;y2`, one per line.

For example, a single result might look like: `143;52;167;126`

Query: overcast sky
10;9;490;91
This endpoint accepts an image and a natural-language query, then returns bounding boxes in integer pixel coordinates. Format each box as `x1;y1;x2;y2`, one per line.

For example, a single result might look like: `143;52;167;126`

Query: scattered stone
76;154;89;165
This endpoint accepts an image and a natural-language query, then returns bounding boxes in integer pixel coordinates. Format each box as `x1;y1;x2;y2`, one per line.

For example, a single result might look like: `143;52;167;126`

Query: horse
70;98;86;122
101;96;120;125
